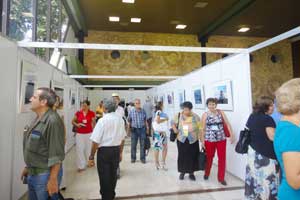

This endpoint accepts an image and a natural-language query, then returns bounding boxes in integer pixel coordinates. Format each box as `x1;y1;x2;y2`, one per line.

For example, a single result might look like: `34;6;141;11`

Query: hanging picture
19;60;38;113
167;91;174;107
69;89;76;107
51;80;64;110
159;95;164;104
178;89;186;107
193;85;205;109
210;80;233;111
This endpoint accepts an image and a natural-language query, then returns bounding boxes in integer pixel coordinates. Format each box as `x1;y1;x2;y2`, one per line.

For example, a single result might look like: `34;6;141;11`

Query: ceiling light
176;24;187;29
194;2;208;8
131;18;141;23
109;16;120;22
238;27;250;32
122;0;135;3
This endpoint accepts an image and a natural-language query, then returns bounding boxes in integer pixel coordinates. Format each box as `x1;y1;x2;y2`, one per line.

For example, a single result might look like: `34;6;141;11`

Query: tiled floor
61;138;245;200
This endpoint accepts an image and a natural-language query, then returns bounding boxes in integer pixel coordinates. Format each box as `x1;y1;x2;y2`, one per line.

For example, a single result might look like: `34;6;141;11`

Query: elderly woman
152;101;169;170
171;101;202;181
72;100;95;172
274;78;300;200
201;98;234;186
89;98;127;200
244;96;279;199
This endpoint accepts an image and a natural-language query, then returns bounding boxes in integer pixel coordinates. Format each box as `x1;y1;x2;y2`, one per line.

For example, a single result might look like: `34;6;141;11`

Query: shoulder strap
176;112;181;128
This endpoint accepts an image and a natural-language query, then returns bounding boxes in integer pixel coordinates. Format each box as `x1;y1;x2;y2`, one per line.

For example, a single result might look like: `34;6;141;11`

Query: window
9;0;34;41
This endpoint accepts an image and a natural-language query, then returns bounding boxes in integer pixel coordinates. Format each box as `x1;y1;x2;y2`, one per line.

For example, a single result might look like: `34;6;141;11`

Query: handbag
235;128;251;154
198;147;206;170
170;112;181;142
144;136;151;156
72;125;77;132
218;109;230;137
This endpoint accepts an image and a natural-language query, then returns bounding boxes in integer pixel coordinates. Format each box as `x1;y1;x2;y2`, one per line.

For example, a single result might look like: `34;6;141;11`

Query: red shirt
75;110;95;134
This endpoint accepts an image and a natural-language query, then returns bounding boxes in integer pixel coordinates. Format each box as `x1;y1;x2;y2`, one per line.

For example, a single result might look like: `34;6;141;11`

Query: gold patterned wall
85;31;201;76
207;36;293;102
84;31;293;101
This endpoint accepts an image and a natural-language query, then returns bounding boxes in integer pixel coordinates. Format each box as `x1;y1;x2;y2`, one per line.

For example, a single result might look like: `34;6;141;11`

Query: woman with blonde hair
274;78;300;200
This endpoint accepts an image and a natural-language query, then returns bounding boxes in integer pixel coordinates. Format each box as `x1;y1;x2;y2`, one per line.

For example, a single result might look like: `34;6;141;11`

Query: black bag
198;147;206;170
170;112;181;142
235;128;251;154
144;136;151;155
72;125;77;133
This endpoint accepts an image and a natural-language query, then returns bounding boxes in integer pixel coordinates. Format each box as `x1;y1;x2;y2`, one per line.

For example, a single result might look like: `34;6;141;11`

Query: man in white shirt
89;98;126;200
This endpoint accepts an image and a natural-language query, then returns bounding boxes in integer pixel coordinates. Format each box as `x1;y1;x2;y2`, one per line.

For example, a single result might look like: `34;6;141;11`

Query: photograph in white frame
167;91;174;107
19;60;38;113
51;80;64;110
210;80;233;111
178;89;186;107
193;85;205;109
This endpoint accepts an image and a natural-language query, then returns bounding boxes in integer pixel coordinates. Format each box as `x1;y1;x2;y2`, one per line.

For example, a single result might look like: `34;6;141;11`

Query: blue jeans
27;167;63;200
131;127;146;161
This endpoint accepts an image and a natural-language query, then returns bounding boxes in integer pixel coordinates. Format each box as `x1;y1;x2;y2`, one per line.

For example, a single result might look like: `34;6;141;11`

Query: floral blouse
172;112;201;144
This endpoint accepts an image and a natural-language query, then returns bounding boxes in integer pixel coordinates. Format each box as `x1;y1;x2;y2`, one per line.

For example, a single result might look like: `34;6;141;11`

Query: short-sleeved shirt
90;112;126;147
205;111;226;142
246;113;276;159
274;121;300;200
23;109;65;171
172;112;201;144
128;108;146;128
75;110;95;134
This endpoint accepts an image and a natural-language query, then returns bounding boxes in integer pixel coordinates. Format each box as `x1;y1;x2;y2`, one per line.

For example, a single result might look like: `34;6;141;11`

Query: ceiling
77;0;300;37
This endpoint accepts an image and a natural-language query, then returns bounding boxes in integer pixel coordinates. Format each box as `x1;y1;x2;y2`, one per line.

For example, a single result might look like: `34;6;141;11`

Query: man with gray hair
21;87;65;200
89;98;126;200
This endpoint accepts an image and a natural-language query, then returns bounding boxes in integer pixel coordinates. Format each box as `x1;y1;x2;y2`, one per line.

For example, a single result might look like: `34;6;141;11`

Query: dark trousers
97;146;120;200
131;127;146;161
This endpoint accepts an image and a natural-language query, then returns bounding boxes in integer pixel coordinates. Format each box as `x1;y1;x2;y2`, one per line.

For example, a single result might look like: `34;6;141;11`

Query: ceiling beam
17;42;247;53
69;75;180;79
198;0;256;40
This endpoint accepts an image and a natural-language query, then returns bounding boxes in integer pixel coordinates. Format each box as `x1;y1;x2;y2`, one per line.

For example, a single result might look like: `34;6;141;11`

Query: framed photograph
19;60;38;113
51;80;64;110
159;95;164;104
178;89;186;107
210;80;233;111
69;89;76;107
193;85;205;109
167;92;174;107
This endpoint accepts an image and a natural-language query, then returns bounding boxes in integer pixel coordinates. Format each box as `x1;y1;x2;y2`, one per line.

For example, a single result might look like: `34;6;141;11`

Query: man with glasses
128;98;149;163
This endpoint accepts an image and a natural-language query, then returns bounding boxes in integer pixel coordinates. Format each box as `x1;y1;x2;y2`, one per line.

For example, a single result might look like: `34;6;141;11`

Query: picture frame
167;91;174;107
178;89;186;108
192;85;205;109
19;60;38;113
51;80;64;110
210;80;234;111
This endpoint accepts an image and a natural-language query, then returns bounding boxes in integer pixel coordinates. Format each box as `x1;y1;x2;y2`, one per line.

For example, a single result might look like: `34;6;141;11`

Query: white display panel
147;53;252;180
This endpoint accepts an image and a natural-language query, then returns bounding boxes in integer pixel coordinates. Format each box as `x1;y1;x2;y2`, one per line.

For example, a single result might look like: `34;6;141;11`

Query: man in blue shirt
128;98;149;163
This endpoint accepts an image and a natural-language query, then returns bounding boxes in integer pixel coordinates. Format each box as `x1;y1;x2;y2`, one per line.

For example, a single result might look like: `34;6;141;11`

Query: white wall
147;53;252;180
0;36;86;200
88;89;147;111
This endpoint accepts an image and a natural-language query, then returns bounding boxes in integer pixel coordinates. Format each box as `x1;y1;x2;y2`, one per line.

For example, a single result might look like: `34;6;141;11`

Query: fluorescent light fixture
122;0;135;3
131;18;141;23
194;2;208;8
238;27;250;32
109;16;120;22
176;24;187;29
